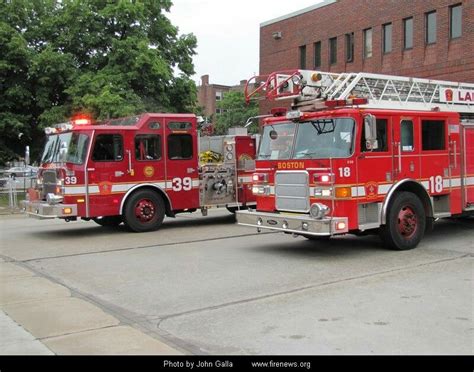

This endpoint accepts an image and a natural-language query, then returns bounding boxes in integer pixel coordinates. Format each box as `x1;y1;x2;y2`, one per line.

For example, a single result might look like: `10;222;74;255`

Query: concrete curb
0;261;183;355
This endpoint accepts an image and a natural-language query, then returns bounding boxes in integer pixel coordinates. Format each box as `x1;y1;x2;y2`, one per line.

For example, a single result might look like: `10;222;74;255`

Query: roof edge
260;0;337;28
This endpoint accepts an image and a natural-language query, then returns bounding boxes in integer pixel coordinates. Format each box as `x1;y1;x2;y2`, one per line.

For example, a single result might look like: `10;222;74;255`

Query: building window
426;11;437;44
383;23;392;54
422;120;445;151
329;37;337;65
299;45;306;69
403;17;413;49
450;4;462;39
345;33;354;62
215;91;223;101
363;28;372;59
313;41;321;68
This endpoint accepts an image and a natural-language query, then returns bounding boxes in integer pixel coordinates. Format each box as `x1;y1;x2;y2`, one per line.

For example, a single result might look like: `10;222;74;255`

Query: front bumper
22;200;77;220
236;210;349;236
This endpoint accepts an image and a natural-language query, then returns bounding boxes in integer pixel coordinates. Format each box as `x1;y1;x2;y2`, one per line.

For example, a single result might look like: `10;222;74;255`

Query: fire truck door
417;117;450;197
392;116;421;181
133;120;165;188
164;119;200;210
357;116;393;198
87;131;129;217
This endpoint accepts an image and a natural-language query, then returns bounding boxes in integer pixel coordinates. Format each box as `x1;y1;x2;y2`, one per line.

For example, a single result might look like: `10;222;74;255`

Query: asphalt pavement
0;210;472;355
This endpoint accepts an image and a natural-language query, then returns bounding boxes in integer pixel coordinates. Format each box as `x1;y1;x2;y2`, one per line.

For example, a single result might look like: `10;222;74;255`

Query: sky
167;0;323;86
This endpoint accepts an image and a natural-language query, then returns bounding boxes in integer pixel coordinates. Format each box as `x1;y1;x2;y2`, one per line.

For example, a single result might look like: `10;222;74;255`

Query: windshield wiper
310;119;335;135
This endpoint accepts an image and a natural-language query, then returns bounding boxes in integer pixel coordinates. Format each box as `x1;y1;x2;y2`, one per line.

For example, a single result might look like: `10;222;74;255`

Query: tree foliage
214;91;258;135
0;0;197;163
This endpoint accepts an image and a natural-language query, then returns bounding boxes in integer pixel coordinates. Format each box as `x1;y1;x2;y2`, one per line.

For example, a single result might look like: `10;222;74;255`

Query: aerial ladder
245;69;474;118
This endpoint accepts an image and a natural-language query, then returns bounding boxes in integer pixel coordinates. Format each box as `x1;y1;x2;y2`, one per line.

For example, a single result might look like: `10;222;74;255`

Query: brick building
197;75;246;129
260;0;473;86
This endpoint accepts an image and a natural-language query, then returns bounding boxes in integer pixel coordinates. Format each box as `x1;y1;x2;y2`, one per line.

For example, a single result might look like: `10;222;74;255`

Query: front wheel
300;234;330;241
226;206;248;214
123;190;165;232
380;192;426;250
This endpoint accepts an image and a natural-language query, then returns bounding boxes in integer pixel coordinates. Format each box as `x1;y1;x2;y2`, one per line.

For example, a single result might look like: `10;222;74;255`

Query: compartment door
462;124;474;209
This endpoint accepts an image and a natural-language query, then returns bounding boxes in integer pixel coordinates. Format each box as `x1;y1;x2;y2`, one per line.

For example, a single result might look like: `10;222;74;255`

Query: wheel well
381;180;433;225
120;185;173;217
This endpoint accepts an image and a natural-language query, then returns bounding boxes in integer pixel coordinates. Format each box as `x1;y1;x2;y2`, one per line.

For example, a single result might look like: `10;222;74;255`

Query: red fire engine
236;70;474;250
23;113;257;232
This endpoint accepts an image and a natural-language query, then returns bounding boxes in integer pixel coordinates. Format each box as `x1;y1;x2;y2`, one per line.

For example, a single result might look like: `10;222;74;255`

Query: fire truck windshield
258;118;355;160
258;123;296;160
41;132;90;165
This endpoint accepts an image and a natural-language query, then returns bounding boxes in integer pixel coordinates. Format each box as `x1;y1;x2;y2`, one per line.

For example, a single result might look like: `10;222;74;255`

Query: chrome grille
275;171;310;212
41;170;57;199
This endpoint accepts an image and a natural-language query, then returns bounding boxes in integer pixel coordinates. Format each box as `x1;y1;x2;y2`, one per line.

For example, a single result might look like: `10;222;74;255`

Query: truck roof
71;113;197;131
263;108;460;125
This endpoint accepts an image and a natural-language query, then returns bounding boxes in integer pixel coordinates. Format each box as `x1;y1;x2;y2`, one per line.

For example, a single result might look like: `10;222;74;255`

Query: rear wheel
123;189;165;232
380;192;425;250
93;216;122;227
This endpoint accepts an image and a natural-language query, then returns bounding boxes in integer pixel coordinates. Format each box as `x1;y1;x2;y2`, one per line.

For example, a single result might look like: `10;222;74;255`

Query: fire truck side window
401;120;414;151
135;135;162;161
361;119;388;152
168;134;193;160
92;134;123;162
422;120;445;151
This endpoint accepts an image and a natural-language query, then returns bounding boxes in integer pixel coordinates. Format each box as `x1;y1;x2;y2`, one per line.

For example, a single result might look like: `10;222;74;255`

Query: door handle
451;140;457;169
115;171;125;177
398;142;402;173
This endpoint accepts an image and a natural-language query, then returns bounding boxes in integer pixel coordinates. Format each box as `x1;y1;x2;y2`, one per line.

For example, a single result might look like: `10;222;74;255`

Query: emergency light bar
44;115;93;134
325;98;368;108
72;116;92;125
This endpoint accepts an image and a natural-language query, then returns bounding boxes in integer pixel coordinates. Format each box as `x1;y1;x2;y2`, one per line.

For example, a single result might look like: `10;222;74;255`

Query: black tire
226;206;248;214
380;191;426;250
93;216;122;227
123;189;165;232
300;234;330;241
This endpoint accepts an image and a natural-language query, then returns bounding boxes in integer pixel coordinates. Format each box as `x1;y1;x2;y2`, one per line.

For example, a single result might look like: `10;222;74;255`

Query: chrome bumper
236;210;349;236
21;200;77;220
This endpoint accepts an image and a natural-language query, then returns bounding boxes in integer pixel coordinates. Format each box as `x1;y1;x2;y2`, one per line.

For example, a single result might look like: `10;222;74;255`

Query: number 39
65;176;77;185
172;177;192;191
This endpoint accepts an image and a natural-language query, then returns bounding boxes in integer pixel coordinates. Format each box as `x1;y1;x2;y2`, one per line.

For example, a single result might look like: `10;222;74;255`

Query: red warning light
71;115;92;126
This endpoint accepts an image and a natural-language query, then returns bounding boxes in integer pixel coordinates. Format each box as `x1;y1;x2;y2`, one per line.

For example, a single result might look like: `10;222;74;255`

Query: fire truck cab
23;113;257;232
236;70;474;250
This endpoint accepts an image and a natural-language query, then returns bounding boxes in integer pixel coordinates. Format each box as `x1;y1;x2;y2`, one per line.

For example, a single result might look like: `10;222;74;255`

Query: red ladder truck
23;113;257;232
236;70;474;250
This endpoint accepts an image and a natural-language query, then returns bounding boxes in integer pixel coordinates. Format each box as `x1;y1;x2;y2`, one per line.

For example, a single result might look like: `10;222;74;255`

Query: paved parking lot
0;211;472;354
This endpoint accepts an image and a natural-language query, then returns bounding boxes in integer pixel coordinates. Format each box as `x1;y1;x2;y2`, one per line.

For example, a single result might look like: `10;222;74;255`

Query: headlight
314;188;332;197
46;193;63;205
252;185;270;195
310;203;329;219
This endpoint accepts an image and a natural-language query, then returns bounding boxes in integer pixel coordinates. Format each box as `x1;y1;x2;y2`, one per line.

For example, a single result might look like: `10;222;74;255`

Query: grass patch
0;191;26;209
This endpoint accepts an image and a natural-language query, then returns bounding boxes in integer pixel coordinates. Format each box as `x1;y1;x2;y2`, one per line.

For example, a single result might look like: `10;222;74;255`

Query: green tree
0;0;197;163
214;91;258;135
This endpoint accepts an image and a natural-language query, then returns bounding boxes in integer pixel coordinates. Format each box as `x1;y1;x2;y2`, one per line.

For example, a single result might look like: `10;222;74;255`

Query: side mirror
364;114;378;150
